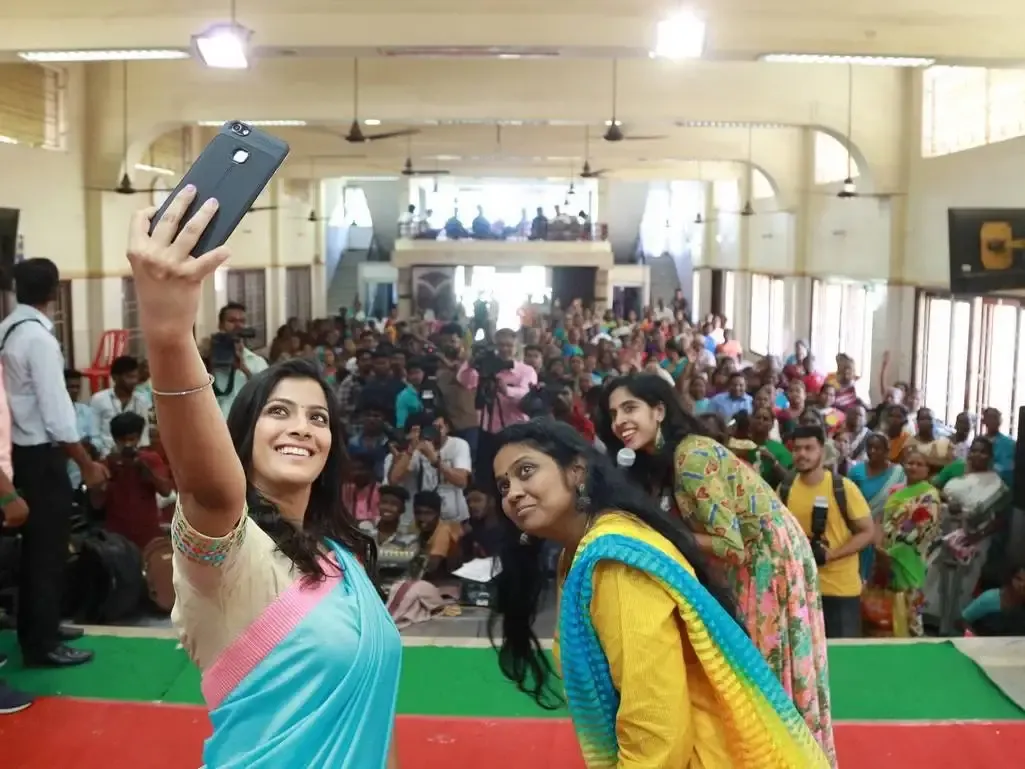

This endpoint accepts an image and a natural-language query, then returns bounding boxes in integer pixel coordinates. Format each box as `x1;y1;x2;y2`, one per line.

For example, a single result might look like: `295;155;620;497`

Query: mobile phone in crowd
149;121;289;256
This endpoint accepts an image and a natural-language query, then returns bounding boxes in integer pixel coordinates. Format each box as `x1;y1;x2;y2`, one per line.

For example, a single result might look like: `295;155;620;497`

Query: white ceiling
1;0;1014;184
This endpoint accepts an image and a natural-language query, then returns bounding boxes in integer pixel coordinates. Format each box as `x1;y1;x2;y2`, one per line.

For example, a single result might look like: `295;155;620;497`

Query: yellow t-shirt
785;473;871;598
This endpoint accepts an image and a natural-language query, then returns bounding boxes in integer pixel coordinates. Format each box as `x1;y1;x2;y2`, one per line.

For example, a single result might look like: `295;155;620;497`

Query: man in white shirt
89;355;150;457
384;413;471;523
203;302;268;417
0;258;107;668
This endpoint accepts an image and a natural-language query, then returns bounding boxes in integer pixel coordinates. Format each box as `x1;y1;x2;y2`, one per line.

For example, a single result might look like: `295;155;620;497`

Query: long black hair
226;357;376;580
487;418;738;708
596;373;707;492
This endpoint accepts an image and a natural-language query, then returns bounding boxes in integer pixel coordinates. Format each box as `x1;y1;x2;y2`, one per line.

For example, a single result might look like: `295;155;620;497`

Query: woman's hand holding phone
127;185;231;350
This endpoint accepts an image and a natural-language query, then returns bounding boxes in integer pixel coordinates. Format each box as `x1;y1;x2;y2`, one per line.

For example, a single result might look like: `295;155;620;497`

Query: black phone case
148;121;290;257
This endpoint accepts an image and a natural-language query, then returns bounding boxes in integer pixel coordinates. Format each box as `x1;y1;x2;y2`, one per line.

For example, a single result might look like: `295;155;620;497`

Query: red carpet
2;698;1023;768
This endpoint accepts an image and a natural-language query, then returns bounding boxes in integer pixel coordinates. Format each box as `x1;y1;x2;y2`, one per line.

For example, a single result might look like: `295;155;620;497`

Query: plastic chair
82;329;130;393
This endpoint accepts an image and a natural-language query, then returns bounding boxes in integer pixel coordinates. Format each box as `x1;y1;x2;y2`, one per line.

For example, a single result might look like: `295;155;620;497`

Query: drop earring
576;482;591;513
655;422;665;451
519;532;530;546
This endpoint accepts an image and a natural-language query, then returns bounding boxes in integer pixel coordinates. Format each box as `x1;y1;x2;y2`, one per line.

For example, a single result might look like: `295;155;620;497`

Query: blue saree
200;541;401;768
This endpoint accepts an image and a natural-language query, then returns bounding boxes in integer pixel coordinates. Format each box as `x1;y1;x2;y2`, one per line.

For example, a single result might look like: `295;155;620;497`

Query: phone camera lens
231;122;245;134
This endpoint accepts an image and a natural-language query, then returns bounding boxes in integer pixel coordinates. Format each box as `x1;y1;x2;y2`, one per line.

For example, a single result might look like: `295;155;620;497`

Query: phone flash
232;149;250;164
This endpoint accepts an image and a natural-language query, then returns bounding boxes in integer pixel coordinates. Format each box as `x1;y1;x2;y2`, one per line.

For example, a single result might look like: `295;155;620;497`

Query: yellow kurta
554;514;734;768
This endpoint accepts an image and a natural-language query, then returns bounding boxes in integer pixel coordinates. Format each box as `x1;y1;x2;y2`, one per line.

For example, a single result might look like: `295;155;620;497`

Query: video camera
384;422;439;453
209;328;257;368
470;341;513;379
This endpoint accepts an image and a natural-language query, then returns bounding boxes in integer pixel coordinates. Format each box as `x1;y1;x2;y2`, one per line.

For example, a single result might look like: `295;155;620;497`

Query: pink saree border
201;562;342;710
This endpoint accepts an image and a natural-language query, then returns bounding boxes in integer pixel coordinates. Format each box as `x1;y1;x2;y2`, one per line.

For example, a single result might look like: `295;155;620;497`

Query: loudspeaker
0;208;20;292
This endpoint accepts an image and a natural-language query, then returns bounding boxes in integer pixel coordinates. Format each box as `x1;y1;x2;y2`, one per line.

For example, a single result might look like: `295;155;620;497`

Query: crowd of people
1;188;1023;766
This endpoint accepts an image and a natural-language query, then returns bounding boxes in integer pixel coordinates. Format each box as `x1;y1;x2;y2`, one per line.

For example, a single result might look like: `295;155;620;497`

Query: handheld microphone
616;448;636;469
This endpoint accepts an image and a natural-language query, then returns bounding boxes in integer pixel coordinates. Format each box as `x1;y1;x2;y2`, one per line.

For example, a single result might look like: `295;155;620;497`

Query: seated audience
91;412;174;551
384;414;472;522
90;355;151;457
413;491;463;582
460;486;502;560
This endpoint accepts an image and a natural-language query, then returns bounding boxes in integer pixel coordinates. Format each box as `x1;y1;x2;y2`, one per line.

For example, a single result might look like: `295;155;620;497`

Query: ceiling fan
401;157;451;177
87;62;168;196
602;60;667;143
822;66;905;201
579;128;609;178
337;59;420;144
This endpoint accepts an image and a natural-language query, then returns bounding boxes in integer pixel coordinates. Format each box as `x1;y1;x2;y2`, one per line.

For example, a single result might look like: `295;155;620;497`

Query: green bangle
0;491;19;508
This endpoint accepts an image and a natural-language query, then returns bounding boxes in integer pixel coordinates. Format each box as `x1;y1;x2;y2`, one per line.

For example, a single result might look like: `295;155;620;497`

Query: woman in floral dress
869;448;942;637
598;373;837;767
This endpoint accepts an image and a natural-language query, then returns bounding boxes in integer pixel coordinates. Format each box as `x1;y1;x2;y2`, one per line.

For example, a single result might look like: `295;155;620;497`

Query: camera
809;496;830;566
231;122;250;136
383;424;409;452
120;445;137;461
210;328;257;368
470;341;513;379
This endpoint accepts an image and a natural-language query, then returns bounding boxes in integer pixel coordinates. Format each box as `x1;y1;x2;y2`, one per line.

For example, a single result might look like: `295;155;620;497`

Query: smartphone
149;121;289;257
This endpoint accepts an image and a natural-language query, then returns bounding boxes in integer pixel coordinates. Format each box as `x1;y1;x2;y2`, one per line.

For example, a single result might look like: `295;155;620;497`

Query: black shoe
0;681;32;714
58;625;84;642
22;644;94;668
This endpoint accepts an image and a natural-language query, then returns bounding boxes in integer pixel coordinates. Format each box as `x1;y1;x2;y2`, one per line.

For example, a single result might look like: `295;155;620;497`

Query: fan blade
364;129;421;142
581;169;609;178
405;169;451;176
623;135;668;141
247;205;279;213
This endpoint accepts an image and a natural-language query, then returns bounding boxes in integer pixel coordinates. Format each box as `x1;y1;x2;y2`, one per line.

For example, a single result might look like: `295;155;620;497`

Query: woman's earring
655;422;666;451
576;482;591;513
519;532;530;546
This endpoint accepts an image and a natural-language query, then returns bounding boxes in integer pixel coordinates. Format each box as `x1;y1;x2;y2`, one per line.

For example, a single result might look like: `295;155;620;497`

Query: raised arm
126;187;245;537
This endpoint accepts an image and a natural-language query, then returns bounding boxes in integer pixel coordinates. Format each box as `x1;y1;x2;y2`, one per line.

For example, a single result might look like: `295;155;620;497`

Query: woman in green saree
869;449;943;637
738;405;793;487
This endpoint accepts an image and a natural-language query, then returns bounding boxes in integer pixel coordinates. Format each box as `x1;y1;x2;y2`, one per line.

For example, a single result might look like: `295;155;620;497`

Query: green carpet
2;633;1022;721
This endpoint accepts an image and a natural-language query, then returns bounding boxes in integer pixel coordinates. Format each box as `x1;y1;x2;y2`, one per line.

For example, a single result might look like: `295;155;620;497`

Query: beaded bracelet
151;374;215;398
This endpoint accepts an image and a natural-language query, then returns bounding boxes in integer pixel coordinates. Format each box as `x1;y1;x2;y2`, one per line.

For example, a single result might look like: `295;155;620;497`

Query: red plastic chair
82;329;130;393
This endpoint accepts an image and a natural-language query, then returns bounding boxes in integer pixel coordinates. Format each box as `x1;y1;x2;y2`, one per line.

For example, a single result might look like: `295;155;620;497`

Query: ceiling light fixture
196;120;307;127
193;23;253;69
363;119;381;126
19;49;189;63
676;120;790;129
651;11;706;59
135;163;176;176
759;54;935;67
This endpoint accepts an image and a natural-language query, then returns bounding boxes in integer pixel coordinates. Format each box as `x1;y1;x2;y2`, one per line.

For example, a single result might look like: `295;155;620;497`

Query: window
52;279;73;363
640;185;671;258
723;270;736;329
0;64;64;148
339;187;373;227
916;290;1025;434
227;269;268;350
285;266;312;325
811;280;875;389
814;131;859;185
751;168;774;199
922;66;1025;157
749;274;785;355
122;277;144;357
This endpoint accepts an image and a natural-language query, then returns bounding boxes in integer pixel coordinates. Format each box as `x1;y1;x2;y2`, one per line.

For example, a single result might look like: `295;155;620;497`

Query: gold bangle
151;374;215;398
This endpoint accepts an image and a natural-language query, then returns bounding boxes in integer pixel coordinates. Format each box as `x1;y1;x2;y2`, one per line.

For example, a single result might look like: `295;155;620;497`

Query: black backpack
778;470;854;533
67;530;145;624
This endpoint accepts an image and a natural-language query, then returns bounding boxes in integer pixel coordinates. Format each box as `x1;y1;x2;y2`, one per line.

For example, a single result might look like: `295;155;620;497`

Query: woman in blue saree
125;188;401;769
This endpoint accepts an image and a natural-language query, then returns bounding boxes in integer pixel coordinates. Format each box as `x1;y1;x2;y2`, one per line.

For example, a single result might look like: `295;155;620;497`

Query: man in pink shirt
457;328;538;483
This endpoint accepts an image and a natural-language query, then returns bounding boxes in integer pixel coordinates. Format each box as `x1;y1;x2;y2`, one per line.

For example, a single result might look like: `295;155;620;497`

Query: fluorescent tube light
652;11;706;59
193;24;252;69
196;120;307;127
760;54;935;67
135;163;176;176
18;49;189;63
363;119;382;126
